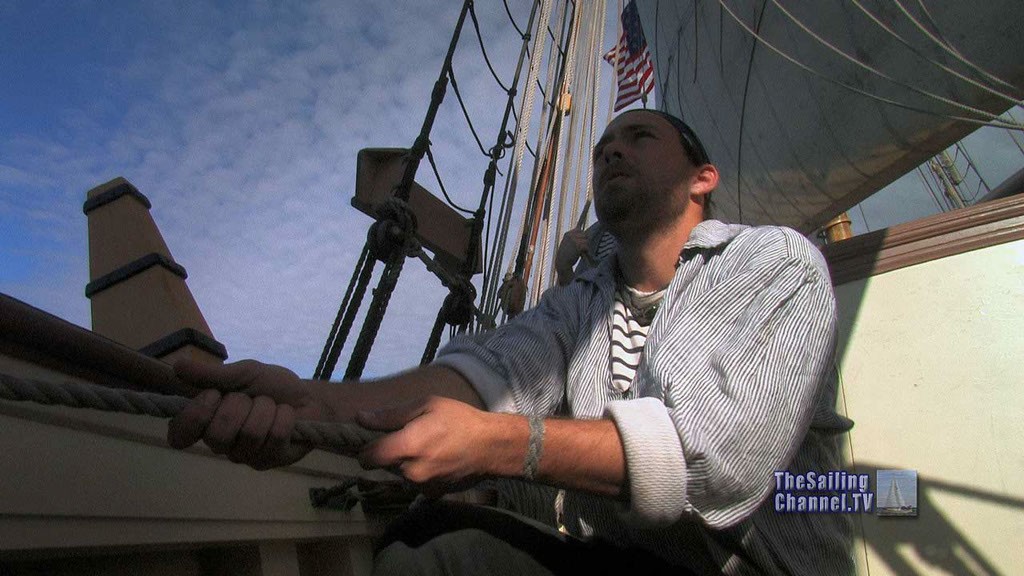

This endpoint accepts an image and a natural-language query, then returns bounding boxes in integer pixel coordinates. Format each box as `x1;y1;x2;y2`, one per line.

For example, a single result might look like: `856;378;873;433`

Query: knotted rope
0;372;382;453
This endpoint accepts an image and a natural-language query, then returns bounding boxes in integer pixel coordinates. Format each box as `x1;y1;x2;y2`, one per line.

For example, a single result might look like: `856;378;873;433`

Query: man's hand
555;228;592;285
167;359;333;470
357;396;524;497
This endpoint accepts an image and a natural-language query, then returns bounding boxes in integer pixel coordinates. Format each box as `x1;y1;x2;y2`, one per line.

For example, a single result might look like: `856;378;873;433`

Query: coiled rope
0;372;382;453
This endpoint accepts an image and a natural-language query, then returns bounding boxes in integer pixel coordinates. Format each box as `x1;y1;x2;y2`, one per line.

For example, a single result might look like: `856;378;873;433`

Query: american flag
603;0;655;111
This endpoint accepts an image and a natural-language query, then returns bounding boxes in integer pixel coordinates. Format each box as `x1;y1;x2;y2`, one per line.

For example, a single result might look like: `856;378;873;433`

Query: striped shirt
436;221;855;575
609;283;663;391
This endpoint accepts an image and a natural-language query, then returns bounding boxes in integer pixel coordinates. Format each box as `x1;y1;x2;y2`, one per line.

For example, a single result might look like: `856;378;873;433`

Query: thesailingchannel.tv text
773;470;874;513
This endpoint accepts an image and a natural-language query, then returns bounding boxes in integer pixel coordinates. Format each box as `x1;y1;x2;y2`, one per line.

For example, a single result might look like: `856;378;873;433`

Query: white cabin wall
834;238;1024;575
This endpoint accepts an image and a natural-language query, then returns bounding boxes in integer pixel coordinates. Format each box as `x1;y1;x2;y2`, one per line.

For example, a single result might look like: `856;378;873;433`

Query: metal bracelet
523;414;545;481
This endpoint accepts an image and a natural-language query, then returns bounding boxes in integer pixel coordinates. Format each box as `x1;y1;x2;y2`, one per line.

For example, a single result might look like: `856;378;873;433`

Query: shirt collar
575;220;749;291
682;219;749;250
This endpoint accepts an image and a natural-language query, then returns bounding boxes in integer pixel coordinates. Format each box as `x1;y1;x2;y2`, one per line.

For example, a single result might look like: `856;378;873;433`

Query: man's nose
598;140;624;164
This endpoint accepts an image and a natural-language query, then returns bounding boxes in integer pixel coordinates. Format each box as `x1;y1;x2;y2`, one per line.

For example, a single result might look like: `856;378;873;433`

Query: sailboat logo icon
877;470;918;517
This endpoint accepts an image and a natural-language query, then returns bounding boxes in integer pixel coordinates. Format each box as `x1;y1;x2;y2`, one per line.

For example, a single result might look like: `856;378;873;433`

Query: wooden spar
509;1;580;305
520;113;565;291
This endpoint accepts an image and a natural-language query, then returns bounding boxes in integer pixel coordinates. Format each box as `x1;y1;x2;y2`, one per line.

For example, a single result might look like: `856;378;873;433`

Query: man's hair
641;110;710;167
640;110;715;219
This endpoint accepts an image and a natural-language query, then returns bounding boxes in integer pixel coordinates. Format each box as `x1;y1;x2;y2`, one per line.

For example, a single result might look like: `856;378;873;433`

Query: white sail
638;0;1024;232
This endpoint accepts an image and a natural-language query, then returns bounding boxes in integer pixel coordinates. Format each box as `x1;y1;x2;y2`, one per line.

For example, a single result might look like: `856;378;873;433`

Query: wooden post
84;177;227;365
824;212;854;243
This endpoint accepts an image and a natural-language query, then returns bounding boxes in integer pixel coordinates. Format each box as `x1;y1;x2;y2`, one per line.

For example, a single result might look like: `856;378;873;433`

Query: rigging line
550;3;589;287
482;149;519;318
954;142;991;197
586;0;605;204
917;165;948;212
425;145;475;215
857;202;871;233
503;0;526;38
447;67;490;156
318;250;376;381
899;0;1018;91
849;0;1023;107
692;0;699;83
735;0;769;224
607;0;623;124
715;0;1024;131
1002;108;1024;156
314;245;370;380
765;0;1021;124
654;0;661;79
508;0;555;257
468;1;511;94
509;103;539;159
473;0;543;321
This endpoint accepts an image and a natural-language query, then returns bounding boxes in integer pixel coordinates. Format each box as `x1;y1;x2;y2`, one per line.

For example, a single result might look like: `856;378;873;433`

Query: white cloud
2;1;537;379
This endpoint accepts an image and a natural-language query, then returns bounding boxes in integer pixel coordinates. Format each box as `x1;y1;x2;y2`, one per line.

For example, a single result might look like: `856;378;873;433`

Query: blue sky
2;1;1020;379
1;0;533;378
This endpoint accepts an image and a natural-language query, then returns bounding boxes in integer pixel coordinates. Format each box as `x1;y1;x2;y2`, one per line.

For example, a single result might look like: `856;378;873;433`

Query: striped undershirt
610;283;664;392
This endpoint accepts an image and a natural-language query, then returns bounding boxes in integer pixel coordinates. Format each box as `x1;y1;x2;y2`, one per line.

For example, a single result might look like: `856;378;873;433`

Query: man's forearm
485;414;627;498
310;364;485;422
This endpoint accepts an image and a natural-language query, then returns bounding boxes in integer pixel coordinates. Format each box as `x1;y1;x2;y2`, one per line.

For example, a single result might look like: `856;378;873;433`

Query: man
168;109;854;574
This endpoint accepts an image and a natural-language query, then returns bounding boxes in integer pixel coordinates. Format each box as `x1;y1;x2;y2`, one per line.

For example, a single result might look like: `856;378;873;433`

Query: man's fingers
228;396;276;464
357;400;429;469
204;392;254;454
167;389;221;449
173;359;260;393
356;399;428;432
358;433;409;470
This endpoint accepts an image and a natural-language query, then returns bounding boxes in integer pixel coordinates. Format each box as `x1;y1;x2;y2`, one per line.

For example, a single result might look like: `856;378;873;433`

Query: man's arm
356;398;626;497
168;357;628;497
167;360;483;468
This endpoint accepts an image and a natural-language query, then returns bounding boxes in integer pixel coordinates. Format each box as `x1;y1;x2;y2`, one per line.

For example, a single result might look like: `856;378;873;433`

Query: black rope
509;104;537;159
547;26;564;56
421;304;448;365
503;0;525;38
314;245;369;380
317;249;376;381
345;255;406;380
469;1;511;94
736;0;770;224
448;67;490;157
426;144;475;215
693;0;699;83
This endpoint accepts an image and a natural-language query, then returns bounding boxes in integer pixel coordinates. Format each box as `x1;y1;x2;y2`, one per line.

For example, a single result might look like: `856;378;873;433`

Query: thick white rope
0;372;382;453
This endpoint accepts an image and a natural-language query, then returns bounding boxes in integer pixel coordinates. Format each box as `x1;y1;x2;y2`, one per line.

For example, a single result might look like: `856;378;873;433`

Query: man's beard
595;183;680;240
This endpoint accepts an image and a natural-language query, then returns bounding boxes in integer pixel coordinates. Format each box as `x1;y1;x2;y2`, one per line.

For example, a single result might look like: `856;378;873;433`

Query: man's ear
690;164;719;199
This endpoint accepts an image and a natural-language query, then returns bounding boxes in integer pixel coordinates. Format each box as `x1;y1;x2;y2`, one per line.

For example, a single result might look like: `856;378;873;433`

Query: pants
373;499;692;576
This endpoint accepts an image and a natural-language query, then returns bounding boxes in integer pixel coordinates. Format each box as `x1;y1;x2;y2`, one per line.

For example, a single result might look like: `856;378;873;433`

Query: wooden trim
0;294;191;396
85;252;188;298
82;178;152;214
822;194;1024;285
140;327;228;361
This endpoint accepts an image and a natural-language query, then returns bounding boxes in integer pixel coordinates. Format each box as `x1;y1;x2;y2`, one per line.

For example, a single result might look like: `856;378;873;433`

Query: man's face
591;110;694;234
